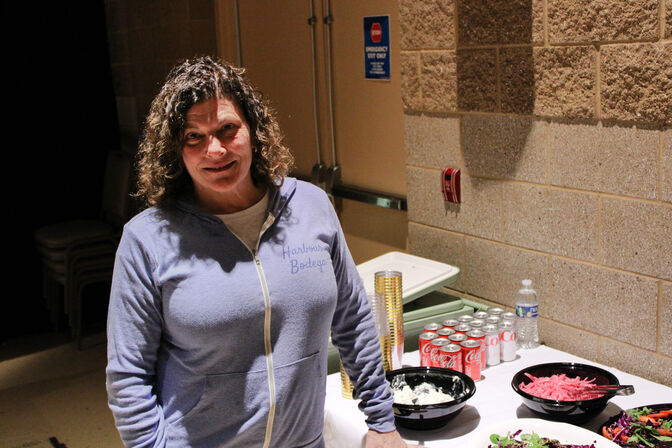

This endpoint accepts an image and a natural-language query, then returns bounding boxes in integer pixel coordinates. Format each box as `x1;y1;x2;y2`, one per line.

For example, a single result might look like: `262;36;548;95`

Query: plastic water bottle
515;279;539;349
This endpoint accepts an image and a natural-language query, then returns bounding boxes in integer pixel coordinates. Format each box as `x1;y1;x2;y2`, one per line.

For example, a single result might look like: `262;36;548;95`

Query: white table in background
323;345;672;448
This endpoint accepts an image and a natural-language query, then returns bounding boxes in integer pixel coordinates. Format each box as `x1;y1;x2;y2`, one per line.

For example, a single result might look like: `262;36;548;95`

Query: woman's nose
206;135;226;155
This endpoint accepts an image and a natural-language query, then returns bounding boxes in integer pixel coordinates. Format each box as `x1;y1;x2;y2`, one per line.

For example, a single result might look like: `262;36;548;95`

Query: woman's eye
218;124;238;138
184;132;202;144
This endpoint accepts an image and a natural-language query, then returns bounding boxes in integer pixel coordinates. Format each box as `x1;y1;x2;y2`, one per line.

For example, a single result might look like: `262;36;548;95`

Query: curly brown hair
135;56;294;207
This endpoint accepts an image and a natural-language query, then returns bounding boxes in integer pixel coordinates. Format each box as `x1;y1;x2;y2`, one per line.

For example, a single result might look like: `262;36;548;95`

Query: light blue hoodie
106;178;395;447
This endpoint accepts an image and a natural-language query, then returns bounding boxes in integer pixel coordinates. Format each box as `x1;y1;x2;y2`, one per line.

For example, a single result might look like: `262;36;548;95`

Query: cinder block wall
400;0;671;385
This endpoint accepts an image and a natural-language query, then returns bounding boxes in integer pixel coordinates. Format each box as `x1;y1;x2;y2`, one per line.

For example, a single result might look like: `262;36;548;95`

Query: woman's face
181;97;263;213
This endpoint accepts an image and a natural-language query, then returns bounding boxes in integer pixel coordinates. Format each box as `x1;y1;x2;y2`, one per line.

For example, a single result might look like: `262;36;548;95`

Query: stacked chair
34;150;134;349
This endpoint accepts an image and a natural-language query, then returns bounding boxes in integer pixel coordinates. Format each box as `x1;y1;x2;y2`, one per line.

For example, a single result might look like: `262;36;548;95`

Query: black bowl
512;362;621;423
386;366;476;430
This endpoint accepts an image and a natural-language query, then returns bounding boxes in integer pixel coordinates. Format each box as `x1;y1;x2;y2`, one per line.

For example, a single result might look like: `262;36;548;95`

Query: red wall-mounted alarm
442;167;461;203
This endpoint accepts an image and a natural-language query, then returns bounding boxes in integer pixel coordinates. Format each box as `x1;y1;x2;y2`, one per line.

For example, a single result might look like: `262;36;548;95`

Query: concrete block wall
400;0;671;385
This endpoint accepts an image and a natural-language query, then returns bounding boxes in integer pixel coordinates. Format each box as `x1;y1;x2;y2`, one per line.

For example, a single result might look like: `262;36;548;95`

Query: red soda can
429;338;450;367
419;332;438;367
437;343;462;372
457;315;474;324
423;322;441;333
461;339;482;381
454;323;471;335
466;329;486;370
442;318;459;329
448;333;467;345
436;328;454;339
473;311;489;320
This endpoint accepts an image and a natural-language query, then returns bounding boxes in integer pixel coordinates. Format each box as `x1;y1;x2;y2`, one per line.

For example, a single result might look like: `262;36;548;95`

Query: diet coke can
483;324;500;366
448;333;467;346
437;343;462;372
436;327;454;339
469;319;485;329
499;321;517;362
485;315;501;326
423;322;441;333
501;312;516;323
454;323;471;335
457;315;474;324
461;339;482;381
487;307;504;317
466;329;486;370
419;332;438;367
473;311;489;320
442;318;459;329
429;338;450;367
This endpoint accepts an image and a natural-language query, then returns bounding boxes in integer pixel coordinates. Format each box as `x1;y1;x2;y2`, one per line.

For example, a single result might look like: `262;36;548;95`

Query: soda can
423;322;441;333
448;333;467;345
461;339;482;381
483;324;500;366
437;343;462;372
499;321;517;362
469;319;485;329
501;312;516;323
466;329;486;370
429;338;450;367
457;315;474;324
487;307;504;317
485;316;501;326
419;332;438;367
441;318;459;329
473;311;489;320
454;323;471;335
436;327;454;339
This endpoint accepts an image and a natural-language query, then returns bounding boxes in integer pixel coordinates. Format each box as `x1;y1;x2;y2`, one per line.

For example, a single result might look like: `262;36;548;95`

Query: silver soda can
473;311;489;320
436;327;454;339
488;307;504;317
485;315;501;326
499;320;517;362
501;312;516;323
437;343;462;372
442;318;459;329
454;323;471;335
429;338;450;367
483;324;500;366
423;322;441;333
419;332;438;367
466;329;486;370
457;314;474;324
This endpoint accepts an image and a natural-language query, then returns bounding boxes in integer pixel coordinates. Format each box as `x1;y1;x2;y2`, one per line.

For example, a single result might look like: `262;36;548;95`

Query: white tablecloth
323;345;672;447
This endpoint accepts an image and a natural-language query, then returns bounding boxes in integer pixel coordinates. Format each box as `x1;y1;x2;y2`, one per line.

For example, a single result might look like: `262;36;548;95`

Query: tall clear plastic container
515;279;539;349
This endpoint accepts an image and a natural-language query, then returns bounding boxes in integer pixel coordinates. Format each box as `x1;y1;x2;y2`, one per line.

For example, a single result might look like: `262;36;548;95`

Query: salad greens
488;430;597;448
601;406;672;448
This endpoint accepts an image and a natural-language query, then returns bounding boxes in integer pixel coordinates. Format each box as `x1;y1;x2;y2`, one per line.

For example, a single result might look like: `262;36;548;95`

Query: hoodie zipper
229;213;278;448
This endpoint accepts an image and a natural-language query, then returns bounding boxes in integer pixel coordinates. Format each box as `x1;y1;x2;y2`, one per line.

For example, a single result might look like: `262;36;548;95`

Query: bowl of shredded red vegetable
512;363;621;422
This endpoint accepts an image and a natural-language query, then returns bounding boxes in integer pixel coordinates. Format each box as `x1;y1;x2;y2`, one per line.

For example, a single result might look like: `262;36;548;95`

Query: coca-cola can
501;312;516;323
466;329;486;370
473;311;489;320
499;321;517;362
429;338;450;367
457;315;474;324
454;323;471;335
442;318;459;329
436;327;454;339
469;319;485;329
485;315;501;326
483;324;500;366
423;322;441;333
461;339;481;381
437;343;462;372
448;333;467;345
487;307;504;317
419;332;438;367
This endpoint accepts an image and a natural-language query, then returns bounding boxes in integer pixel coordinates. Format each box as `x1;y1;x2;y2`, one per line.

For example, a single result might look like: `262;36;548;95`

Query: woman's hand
365;429;419;448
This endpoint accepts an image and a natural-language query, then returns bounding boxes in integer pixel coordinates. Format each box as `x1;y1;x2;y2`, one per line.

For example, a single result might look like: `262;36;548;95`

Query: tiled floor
0;333;123;448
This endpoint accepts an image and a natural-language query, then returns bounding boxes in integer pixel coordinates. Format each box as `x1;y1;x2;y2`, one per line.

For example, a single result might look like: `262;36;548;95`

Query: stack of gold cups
340;273;400;399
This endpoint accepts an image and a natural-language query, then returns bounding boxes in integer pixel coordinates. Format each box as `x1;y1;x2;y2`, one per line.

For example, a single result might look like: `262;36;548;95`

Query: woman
106;56;413;447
